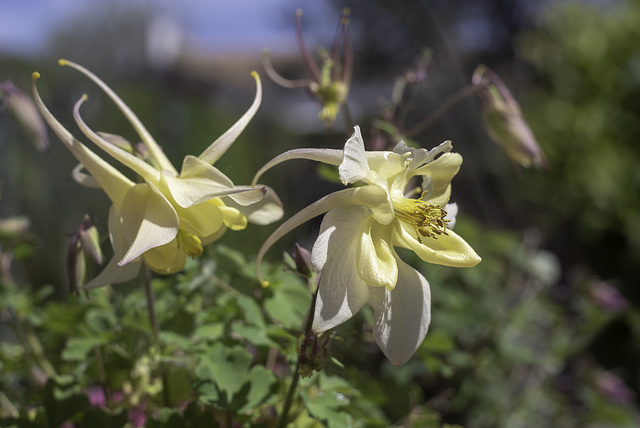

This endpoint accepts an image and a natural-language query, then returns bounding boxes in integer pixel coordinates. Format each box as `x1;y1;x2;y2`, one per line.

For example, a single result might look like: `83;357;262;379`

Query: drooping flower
472;65;547;169
262;8;352;129
254;126;480;366
33;60;283;289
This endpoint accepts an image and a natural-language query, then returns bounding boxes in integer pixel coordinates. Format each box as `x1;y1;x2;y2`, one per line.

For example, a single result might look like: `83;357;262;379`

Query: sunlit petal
414;152;462;207
256;187;360;285
339;125;370;185
82;205;141;290
73;95;161;184
368;257;430;367
356;219;398;290
394;220;481;267
164;155;263;207
32;73;133;208
311;206;370;332
143;240;185;274
251;148;343;186
198;72;262;165
222;185;284;225
118;183;179;266
59;59;176;173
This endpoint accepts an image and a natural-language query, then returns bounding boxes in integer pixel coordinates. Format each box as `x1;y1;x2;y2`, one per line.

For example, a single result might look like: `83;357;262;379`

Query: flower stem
142;264;170;406
405;83;484;137
277;276;319;428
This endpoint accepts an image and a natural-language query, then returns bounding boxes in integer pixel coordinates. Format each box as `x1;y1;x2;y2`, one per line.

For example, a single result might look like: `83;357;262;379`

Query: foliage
1;1;640;427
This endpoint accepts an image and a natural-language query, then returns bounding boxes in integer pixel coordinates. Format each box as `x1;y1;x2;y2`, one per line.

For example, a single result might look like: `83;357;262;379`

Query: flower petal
164;155;262;208
414;152;462;207
118;183;179;266
311;206;370;332
251;148;344;186
82;206;142;289
59;59;176;173
73;95;162;184
175;199;225;237
219;206;248;231
356;218;398;290
32;73;134;208
198;72;262;165
256;187;360;286
368;256;431;366
222;185;283;225
393;139;452;172
394;220;481;267
72;164;101;189
339;126;370;185
143;240;185;274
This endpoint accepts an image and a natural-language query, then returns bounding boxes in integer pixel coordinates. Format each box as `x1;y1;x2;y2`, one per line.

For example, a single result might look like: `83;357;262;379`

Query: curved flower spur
254;126;481;366
33;60;283;289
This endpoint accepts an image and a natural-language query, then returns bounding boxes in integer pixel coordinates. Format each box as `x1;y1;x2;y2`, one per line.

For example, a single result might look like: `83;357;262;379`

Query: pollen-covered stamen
177;230;203;258
393;193;450;243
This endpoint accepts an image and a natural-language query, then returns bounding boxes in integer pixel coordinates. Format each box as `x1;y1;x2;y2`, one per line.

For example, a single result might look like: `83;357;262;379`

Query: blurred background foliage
1;0;640;426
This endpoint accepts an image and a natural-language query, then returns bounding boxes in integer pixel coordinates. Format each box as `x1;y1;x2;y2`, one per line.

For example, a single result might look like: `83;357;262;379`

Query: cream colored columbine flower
254;126;480;366
33;60;283;289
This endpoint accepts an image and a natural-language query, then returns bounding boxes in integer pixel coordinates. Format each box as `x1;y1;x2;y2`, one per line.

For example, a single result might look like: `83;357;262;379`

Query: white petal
82;205;141;289
164;155;261;208
73;96;162;184
444;202;458;229
118;182;179;266
60;60;177;174
356;218;398;289
251;148;343;186
393;139;452;173
32;74;134;208
311;206;370;332
394;221;481;268
198;72;261;165
339;126;370;185
223;185;283;225
255;187;360;285
368;257;431;366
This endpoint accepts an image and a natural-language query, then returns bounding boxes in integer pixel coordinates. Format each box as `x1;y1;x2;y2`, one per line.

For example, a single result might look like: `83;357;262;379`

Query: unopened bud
293;243;313;278
67;215;103;293
472;65;547;169
1;81;49;151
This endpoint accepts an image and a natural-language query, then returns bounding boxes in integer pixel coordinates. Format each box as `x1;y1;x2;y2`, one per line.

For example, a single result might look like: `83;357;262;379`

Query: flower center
392;193;450;243
178;230;203;258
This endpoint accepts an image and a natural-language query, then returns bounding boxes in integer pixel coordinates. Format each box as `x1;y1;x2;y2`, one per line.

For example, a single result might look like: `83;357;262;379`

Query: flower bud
67;215;103;293
472;65;547;169
1;81;49;151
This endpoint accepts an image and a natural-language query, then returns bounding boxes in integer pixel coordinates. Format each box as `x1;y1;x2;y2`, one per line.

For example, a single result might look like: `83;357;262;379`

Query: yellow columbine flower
254;126;480;366
33;60;283;289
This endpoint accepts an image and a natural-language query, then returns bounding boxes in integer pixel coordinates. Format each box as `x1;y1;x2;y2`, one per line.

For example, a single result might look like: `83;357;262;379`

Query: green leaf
264;279;311;330
61;336;108;361
194;344;276;412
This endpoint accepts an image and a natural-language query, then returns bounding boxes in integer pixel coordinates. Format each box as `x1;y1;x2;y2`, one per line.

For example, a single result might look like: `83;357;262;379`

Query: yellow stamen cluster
393;194;450;243
178;230;203;258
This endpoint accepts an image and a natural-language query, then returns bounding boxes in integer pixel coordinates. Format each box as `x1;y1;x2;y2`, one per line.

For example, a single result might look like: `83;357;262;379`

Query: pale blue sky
0;0;334;57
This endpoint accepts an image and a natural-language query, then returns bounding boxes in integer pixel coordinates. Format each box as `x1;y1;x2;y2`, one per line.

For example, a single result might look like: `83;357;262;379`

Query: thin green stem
142;264;170;406
277;276;319;428
405;83;483;137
